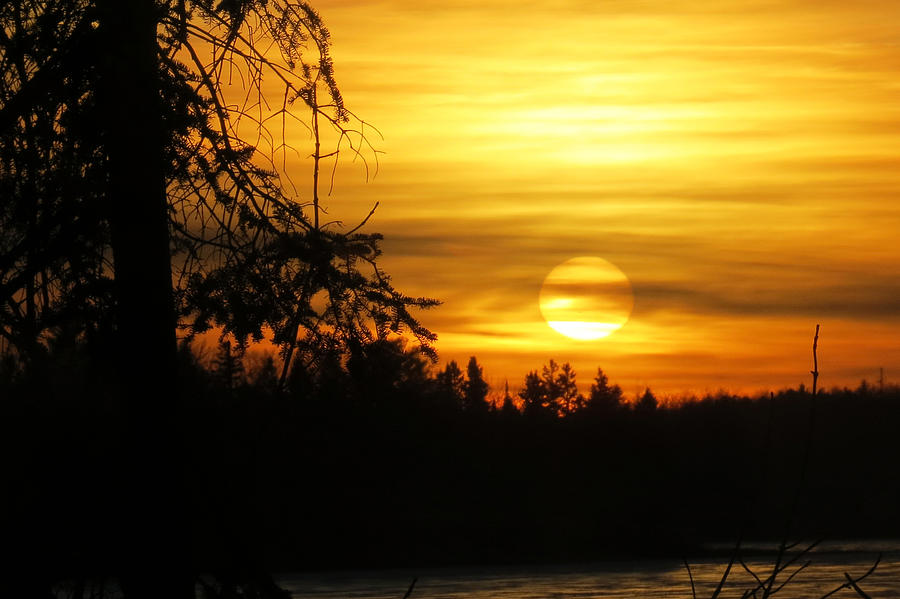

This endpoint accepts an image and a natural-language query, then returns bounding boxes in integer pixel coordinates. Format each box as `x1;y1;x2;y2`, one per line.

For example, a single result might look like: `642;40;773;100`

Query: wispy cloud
293;0;900;393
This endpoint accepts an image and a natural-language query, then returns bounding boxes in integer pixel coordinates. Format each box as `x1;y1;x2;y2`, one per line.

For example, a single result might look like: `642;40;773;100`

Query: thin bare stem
711;539;740;599
740;557;764;589
402;578;418;599
770;561;811;596
682;558;696;599
311;85;321;230
346;201;379;235
811;323;820;396
818;555;880;599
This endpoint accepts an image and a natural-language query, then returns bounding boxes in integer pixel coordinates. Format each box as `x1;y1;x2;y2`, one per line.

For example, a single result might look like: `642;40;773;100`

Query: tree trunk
97;1;191;596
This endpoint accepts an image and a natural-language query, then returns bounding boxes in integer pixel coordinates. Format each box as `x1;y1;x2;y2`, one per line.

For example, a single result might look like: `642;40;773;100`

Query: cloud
304;0;900;393
636;277;900;321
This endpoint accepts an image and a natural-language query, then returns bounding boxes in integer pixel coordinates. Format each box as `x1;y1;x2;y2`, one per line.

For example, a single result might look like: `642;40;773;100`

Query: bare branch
769;561;811;596
402;577;418;599
682;558;696;599
811;323;820;396
818;555;880;599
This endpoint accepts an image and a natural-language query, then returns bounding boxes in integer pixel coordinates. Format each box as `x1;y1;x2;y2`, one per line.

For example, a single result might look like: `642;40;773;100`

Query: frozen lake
281;540;900;598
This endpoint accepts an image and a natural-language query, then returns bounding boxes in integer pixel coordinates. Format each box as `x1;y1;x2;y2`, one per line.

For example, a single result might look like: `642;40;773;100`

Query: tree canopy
0;0;438;380
0;2;438;596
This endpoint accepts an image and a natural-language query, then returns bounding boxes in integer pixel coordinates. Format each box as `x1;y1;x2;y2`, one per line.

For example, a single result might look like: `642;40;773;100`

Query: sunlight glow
316;0;900;393
539;257;634;341
545;320;621;341
543;297;575;310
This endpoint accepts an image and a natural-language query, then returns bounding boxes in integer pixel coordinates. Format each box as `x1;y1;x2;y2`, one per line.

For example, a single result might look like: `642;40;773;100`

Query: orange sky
267;0;900;396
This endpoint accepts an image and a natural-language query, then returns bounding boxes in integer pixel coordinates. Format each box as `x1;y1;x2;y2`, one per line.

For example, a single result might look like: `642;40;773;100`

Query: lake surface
280;540;900;598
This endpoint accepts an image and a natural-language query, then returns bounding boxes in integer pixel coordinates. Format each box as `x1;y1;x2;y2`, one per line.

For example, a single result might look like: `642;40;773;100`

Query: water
280;540;900;598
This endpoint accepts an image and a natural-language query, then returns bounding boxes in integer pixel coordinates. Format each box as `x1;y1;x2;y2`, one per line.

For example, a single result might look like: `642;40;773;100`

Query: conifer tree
436;360;466;406
519;370;546;416
540;359;563;415
587;367;624;412
498;380;517;416
636;387;658;413
0;0;439;377
212;339;245;390
464;356;490;413
0;2;436;595
250;354;280;394
556;362;581;416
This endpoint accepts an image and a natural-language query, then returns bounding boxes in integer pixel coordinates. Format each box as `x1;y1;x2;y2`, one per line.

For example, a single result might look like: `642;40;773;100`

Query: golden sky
281;0;900;396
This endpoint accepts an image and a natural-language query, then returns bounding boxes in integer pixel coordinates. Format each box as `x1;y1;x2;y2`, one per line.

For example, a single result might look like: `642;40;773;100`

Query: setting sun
539;257;634;341
321;0;900;394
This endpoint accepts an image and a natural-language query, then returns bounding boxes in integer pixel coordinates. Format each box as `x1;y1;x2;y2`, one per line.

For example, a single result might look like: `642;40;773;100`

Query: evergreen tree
212;340;245;390
519;370;548;417
518;360;585;417
556;362;581;416
500;380;519;417
346;338;431;405
464;356;490;413
541;359;564;415
0;2;436;595
249;354;280;394
587;367;624;413
0;0;439;379
436;360;465;406
636;387;658;413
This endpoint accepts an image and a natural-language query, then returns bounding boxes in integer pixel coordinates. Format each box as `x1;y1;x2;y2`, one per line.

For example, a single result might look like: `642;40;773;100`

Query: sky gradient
275;0;900;396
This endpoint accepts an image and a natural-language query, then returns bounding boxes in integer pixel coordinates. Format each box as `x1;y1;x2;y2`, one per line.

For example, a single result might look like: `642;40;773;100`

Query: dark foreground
278;541;900;598
4;345;900;580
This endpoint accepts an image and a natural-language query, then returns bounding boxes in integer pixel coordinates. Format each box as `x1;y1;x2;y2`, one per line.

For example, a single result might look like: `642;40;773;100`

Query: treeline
2;338;899;574
192;337;651;418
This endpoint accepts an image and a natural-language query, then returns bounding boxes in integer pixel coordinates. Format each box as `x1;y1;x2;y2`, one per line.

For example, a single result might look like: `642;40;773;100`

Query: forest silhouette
1;1;897;597
2;1;435;594
4;338;900;582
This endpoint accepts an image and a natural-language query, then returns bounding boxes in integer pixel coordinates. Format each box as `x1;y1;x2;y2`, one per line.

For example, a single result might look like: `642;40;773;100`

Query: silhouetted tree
0;0;439;376
249;354;280;394
541;359;565;416
212;339;246;391
346;338;431;406
158;0;440;384
636;387;658;413
1;1;436;595
519;370;549;417
500;380;519;418
464;356;490;413
177;337;209;391
519;361;573;418
586;367;624;413
0;1;115;366
435;360;465;407
519;359;584;417
857;379;871;396
100;3;192;597
556;361;582;416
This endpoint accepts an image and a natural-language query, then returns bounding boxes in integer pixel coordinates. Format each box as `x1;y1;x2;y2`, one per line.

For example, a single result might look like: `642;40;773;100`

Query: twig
819;554;881;599
402;577;418;599
740;556;764;589
765;326;822;598
770;560;811;595
346;201;380;235
682;558;697;599
711;538;740;599
843;573;872;599
761;541;786;599
811;324;820;396
748;539;821;598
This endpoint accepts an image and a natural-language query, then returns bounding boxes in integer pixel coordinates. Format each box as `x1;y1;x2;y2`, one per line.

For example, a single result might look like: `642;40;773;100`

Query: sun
539;256;634;340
